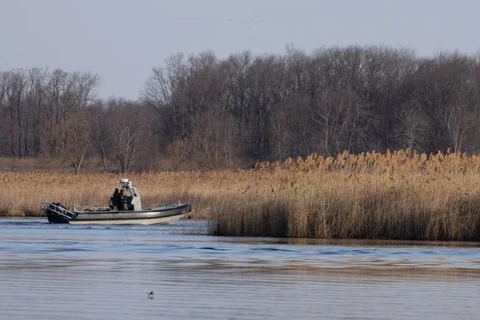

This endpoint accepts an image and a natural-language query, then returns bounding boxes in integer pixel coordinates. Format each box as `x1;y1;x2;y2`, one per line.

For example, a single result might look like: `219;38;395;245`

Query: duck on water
42;178;192;225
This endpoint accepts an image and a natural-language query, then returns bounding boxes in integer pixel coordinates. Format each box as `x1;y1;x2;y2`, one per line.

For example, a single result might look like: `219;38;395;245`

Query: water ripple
1;218;480;319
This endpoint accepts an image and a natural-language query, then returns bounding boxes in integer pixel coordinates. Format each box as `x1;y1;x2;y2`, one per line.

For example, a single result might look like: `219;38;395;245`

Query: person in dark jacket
111;188;120;210
117;189;125;211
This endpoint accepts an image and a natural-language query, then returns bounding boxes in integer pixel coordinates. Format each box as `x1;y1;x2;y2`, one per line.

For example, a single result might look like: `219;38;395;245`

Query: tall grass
211;150;480;241
3;150;480;241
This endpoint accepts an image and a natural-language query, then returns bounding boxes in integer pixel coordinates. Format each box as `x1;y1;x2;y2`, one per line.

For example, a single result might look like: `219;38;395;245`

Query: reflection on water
1;219;480;319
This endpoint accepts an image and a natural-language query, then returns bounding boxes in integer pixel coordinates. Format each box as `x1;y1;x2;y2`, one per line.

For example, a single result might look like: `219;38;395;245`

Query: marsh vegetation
3;150;480;241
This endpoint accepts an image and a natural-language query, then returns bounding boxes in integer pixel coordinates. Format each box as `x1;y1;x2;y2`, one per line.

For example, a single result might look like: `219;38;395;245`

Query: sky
2;0;480;100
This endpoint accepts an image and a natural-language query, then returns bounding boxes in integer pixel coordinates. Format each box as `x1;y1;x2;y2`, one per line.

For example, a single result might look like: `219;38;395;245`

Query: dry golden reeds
3;150;480;241
212;150;480;241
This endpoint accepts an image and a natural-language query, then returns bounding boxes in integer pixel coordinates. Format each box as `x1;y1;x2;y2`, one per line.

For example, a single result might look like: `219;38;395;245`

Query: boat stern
42;203;76;224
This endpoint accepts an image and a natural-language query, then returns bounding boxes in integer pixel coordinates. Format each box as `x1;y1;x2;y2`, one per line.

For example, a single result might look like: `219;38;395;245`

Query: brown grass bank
3;150;480;241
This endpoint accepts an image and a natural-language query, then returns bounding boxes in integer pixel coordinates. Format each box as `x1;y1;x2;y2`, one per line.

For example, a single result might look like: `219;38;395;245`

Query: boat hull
45;203;191;225
70;213;186;225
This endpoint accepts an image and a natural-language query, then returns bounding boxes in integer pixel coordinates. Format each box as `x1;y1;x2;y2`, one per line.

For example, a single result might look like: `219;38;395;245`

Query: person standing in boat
110;188;120;210
117;189;126;210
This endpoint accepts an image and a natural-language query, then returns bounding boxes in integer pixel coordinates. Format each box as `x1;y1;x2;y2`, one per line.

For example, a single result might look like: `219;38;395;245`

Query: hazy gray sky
2;0;480;99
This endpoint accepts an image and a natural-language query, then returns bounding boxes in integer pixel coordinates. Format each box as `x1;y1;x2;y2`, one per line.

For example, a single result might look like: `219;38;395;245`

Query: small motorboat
42;178;192;225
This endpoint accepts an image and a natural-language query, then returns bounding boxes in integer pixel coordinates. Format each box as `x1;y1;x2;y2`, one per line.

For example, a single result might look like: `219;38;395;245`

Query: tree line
2;45;480;173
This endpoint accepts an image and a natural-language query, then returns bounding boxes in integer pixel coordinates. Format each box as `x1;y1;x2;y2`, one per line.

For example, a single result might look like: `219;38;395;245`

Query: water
1;219;480;319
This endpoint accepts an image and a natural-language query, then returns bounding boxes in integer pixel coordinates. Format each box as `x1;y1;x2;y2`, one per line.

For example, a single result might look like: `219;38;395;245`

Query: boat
42;178;192;225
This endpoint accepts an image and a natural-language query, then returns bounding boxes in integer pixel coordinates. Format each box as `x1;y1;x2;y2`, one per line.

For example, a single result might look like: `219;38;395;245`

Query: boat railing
41;202;77;221
74;205;113;212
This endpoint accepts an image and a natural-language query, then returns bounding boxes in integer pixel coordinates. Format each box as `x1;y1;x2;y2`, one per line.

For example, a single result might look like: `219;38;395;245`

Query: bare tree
440;91;477;153
42;70;99;156
63;109;98;174
188;109;240;170
105;103;143;173
166;138;192;170
394;99;430;151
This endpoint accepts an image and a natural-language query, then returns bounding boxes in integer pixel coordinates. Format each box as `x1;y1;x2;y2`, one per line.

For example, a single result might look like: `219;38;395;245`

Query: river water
1;219;480;319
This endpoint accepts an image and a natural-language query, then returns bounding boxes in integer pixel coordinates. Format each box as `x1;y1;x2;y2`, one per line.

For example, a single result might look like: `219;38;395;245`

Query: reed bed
212;150;480;241
3;150;480;241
